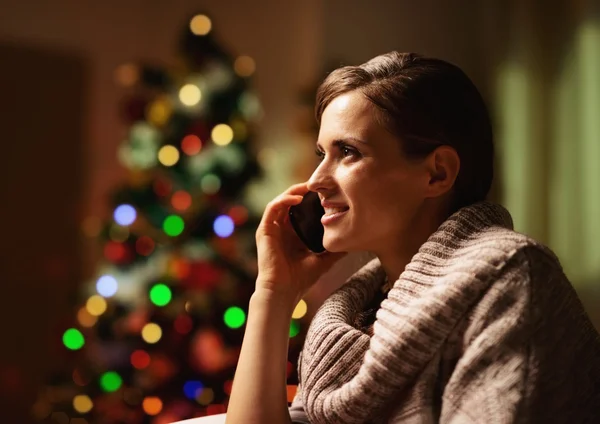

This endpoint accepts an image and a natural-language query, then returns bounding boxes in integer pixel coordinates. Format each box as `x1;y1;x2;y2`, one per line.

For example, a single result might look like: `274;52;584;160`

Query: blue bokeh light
114;204;137;226
183;380;204;400
213;215;234;238
96;275;118;297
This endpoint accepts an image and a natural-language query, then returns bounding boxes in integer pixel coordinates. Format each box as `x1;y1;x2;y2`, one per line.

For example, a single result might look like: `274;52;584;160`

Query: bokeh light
142;396;163;415
114;204;137;226
224;306;246;329
130;350;151;369
99;371;122;392
104;241;127;262
141;323;162;344
289;320;300;338
81;216;102;238
200;174;221;194
114;63;139;87
171;190;192;211
163;215;185;237
135;236;155;256
96;275;118;297
183;380;204;400
77;307;97;328
158;145;180;167
292;300;308;319
181;134;202;155
179;84;202;106
153;178;172;197
211;124;234;146
72;394;93;414
223;380;233;395
86;295;107;317
63;328;85;350
146;98;172;127
108;224;129;242
228;205;248;225
196;387;214;405
190;14;212;36
234;55;256;77
174;315;193;335
213;215;234;238
149;283;172;307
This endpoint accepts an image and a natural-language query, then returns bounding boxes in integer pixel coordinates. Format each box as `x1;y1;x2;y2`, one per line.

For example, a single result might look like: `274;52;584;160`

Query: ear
423;146;460;198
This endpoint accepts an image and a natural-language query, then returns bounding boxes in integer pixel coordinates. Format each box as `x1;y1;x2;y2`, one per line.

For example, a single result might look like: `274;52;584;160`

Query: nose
307;159;335;194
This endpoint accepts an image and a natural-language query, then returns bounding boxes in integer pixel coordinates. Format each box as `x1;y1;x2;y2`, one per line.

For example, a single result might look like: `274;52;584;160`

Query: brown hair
315;52;494;211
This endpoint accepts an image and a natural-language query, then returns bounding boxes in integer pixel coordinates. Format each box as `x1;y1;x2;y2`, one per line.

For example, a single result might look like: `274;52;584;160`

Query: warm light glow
142;396;163;415
81;216;101;238
135;236;155;256
196;387;214;405
234;55;256;77
73;395;93;414
190;15;212;35
114;63;139;87
174;315;193;334
179;84;202;106
171;191;192;211
86;295;107;317
77;307;97;328
141;323;162;344
146;98;172;126
228;205;248;225
181;134;202;155
158;145;180;167
211;124;234;146
131;350;151;369
292;299;308;319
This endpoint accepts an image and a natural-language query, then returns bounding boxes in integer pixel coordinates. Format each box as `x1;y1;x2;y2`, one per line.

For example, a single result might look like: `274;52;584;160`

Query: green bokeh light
99;371;123;392
224;307;246;329
163;215;185;237
289;320;300;338
149;283;172;307
63;328;85;350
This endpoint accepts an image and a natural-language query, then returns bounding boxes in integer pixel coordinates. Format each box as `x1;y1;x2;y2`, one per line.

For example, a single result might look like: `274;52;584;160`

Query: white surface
171;413;227;424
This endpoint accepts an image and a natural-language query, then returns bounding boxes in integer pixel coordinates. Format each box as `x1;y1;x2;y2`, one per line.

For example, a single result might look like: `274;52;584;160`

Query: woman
226;52;600;423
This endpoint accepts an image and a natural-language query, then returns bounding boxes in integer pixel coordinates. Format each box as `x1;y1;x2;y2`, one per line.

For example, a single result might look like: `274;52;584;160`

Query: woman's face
307;91;430;253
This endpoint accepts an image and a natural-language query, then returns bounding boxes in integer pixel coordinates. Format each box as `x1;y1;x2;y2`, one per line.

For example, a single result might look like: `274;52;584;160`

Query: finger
283;182;310;196
259;194;303;228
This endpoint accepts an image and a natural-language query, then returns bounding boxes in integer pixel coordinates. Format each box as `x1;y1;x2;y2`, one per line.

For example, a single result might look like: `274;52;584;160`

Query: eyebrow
316;137;369;149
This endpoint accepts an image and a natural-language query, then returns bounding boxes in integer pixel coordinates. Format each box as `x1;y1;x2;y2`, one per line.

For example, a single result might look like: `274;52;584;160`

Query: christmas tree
33;12;308;424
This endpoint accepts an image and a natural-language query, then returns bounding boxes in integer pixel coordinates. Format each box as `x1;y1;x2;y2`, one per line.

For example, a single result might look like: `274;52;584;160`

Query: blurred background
0;0;598;423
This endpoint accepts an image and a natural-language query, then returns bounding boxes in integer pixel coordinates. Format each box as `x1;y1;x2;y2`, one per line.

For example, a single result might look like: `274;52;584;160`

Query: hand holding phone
288;191;326;253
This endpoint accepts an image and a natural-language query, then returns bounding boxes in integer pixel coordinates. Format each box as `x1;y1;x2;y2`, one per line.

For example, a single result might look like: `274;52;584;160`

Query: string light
200;174;221;194
179;84;202;106
183;381;204;400
149;283;172;307
163;215;185;236
224;306;246;329
146;98;172;127
158;145;180;167
96;275;118;297
213;215;234;238
72;394;93;414
141;323;162;344
190;14;212;35
86;295;107;316
99;371;122;392
181;134;202;155
234;55;256;77
211;124;234;146
142;396;163;415
63;328;85;350
292;300;308;319
171;190;192;211
131;350;151;369
289;320;300;338
77;307;97;328
114;204;136;226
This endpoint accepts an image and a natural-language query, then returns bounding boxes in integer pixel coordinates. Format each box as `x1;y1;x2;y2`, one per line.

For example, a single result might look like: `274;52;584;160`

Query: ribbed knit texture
291;202;600;423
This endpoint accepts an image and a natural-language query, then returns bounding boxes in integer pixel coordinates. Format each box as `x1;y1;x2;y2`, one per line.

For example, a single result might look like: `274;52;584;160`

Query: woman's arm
225;289;295;424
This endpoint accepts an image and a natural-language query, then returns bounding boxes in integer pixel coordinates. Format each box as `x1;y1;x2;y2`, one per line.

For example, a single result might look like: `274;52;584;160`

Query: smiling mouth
323;206;349;216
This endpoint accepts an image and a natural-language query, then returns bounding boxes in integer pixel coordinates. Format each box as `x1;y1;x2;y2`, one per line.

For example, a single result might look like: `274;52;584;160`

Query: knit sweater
289;202;600;423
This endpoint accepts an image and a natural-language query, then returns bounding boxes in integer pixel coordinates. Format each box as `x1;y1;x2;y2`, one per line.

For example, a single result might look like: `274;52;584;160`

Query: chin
323;232;358;253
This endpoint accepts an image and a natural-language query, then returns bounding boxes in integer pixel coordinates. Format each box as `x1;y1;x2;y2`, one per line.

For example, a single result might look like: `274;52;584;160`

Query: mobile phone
288;191;326;253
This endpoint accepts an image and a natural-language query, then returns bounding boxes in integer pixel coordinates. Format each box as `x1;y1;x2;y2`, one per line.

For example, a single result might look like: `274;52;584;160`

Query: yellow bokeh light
196;387;214;405
73;394;93;414
190;15;212;35
292;299;308;319
77;307;98;328
86;295;107;317
158;145;180;167
114;63;139;87
234;55;256;77
142;396;163;415
141;323;162;344
179;84;202;106
211;124;234;146
146;98;172;127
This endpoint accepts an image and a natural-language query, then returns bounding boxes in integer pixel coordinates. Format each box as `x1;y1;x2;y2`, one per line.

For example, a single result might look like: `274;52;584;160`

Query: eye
315;148;325;161
339;144;360;158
